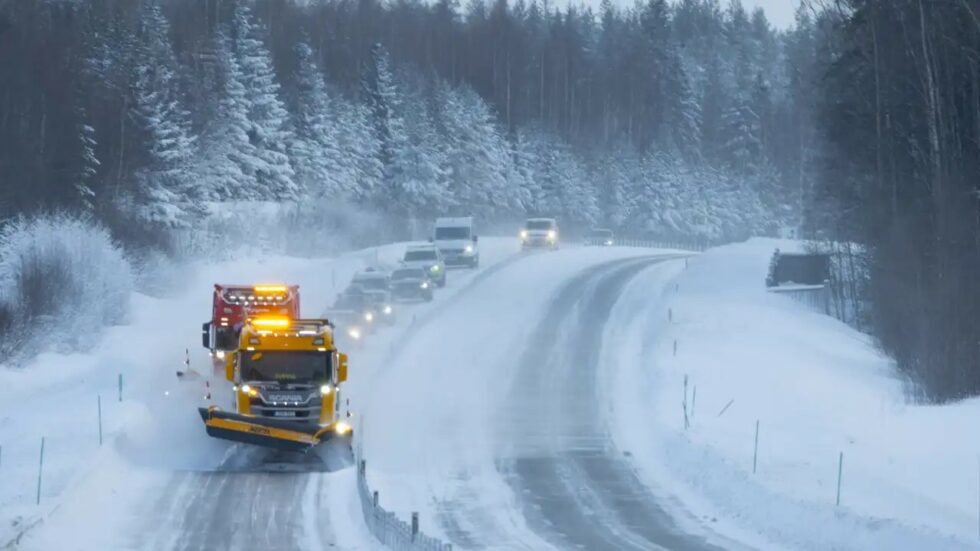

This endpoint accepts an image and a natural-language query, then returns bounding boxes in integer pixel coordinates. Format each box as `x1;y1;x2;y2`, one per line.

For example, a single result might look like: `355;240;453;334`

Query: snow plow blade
198;406;335;453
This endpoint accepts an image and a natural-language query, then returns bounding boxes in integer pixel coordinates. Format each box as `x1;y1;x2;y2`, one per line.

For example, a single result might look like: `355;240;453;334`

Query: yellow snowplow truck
198;316;352;453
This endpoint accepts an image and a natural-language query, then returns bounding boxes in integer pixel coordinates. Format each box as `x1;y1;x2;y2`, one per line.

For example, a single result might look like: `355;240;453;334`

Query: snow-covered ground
0;237;516;549
603;238;980;550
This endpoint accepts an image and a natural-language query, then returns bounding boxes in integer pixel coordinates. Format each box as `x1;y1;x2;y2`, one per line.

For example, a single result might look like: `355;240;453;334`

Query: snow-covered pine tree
290;40;346;200
197;31;259;201
128;2;199;227
231;3;298;201
337;98;384;203
365;44;449;219
438;83;515;215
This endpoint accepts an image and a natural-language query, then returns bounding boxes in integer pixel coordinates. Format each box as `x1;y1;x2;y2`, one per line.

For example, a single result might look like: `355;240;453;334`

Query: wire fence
356;458;453;551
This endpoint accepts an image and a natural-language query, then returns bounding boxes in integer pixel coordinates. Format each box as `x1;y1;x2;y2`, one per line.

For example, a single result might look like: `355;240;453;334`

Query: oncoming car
586;228;615;246
521;218;559;250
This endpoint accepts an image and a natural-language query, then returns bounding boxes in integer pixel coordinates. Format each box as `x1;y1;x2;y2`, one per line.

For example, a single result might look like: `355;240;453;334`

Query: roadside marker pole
717;399;734;417
36;437;45;505
98;395;103;446
691;386;697;420
752;420;759;474
682;375;689;430
836;451;844;506
118;373;123;402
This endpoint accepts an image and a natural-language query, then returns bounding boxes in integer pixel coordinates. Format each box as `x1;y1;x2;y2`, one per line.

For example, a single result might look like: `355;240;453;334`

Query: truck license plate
273;411;296;417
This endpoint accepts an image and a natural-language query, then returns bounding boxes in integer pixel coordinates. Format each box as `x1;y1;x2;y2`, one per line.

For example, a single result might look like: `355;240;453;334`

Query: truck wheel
438;277;446;288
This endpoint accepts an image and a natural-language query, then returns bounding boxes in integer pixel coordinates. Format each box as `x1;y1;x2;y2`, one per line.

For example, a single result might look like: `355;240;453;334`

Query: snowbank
603;238;979;550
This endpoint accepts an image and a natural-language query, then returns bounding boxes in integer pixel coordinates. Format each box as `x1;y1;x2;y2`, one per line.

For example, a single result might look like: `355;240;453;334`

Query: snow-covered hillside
604;238;980;550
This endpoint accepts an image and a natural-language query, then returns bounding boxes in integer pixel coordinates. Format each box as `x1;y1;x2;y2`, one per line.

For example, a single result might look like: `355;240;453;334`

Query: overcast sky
741;0;797;29
557;0;799;31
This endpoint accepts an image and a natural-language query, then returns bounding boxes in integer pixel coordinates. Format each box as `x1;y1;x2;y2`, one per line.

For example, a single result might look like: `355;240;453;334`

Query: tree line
0;0;800;247
808;0;980;401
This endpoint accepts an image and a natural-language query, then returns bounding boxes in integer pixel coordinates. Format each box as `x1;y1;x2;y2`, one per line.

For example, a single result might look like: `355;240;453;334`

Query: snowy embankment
603;238;980;550
0;238;514;549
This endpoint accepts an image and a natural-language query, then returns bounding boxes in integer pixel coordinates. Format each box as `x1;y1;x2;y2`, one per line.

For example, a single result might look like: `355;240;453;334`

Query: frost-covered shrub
0;213;133;358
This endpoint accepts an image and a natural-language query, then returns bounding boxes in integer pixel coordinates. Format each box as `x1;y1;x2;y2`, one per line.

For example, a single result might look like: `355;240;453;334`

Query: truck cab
202;284;300;360
521;218;559;250
433;216;479;268
199;316;352;451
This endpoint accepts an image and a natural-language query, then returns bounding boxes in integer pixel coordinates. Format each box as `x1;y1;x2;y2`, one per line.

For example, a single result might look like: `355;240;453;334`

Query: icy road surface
501;257;734;551
361;249;742;551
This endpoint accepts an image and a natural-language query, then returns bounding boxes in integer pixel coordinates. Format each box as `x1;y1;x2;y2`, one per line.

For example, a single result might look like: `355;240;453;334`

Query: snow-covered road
499;256;732;551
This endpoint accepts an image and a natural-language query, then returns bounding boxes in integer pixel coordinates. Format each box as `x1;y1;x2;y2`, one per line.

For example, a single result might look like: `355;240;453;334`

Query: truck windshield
526;220;554;230
435;227;470;240
404;250;437;261
241;351;331;383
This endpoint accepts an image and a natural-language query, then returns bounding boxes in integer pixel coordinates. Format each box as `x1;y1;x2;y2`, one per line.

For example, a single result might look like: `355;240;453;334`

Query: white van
433;217;479;268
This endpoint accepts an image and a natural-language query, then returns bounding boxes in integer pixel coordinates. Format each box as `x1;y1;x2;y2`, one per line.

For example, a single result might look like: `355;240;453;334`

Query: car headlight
348;328;361;340
420;281;429;289
520;230;528;239
383;305;393;315
464;245;474;253
430;265;441;273
364;312;374;322
320;384;333;395
547;230;557;240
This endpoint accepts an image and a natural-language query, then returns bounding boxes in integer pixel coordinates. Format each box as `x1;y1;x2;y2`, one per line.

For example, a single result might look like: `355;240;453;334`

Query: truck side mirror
338;353;349;383
202;322;213;349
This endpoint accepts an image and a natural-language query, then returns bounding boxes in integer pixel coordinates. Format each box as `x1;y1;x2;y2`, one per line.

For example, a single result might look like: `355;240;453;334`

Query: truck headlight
420;281;429;289
605;240;614;246
215;350;226;360
383;305;393;315
348;328;361;340
520;230;528;239
364;312;374;322
334;421;352;435
430;265;440;273
320;384;333;395
547;230;557;240
464;245;474;253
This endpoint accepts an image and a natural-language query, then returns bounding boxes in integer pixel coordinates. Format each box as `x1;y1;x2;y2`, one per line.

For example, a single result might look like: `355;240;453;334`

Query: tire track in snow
498;255;727;551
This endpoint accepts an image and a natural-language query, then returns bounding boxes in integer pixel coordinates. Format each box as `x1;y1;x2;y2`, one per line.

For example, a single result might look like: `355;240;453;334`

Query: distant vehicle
401;245;447;287
326;285;378;337
521;218;559;250
350;269;395;325
586;228;615;246
389;267;434;302
433;216;479;268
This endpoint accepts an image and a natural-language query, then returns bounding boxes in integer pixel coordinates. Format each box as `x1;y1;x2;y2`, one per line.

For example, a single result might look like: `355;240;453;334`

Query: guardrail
356;458;453;551
586;238;711;251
